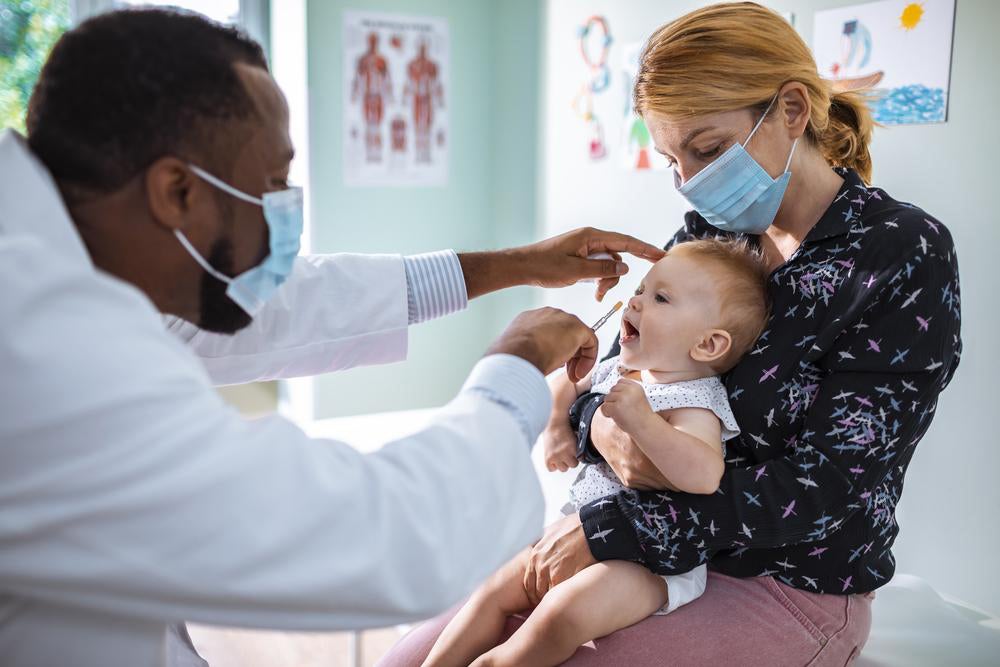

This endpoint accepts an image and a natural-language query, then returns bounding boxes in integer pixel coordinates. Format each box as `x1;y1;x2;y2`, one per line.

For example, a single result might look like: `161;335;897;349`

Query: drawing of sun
899;2;925;30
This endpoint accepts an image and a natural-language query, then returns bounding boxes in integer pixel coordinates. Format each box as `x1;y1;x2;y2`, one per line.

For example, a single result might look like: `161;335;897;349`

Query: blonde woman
380;3;961;665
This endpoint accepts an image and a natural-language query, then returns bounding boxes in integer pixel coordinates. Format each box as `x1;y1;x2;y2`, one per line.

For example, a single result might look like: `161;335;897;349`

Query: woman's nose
674;157;709;186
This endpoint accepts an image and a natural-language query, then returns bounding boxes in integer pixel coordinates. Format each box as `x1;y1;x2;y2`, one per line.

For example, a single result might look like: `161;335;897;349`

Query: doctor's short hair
26;8;267;200
668;238;771;373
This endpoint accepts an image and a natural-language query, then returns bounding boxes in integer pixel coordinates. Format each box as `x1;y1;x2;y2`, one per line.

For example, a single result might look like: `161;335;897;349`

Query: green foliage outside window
1;0;70;133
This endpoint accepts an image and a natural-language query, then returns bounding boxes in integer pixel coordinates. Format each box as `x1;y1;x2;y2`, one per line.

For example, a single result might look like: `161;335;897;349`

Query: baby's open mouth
621;319;640;344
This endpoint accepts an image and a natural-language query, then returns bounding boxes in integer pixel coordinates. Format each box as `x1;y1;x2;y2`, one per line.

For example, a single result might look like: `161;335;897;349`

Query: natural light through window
119;0;238;24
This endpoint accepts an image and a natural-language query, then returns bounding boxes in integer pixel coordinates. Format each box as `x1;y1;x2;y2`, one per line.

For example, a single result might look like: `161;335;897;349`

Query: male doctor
0;9;664;666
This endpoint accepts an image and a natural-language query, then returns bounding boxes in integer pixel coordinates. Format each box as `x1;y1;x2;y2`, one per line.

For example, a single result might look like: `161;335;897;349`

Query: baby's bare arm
628;407;725;494
542;370;593;471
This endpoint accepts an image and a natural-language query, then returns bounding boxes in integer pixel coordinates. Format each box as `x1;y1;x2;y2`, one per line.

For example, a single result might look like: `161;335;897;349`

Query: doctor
0;9;664;667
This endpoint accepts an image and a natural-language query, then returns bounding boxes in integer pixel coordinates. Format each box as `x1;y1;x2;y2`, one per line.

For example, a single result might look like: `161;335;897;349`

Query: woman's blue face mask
673;95;798;235
174;165;303;317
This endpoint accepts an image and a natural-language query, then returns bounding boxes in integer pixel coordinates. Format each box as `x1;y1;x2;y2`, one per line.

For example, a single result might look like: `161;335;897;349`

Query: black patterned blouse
573;168;962;595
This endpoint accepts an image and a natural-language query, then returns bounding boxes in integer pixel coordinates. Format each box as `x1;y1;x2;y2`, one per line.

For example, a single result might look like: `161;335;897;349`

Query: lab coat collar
0;129;91;266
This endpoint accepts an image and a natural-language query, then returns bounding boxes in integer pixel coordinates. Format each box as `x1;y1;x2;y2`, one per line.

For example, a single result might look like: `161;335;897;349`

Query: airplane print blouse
572;168;962;595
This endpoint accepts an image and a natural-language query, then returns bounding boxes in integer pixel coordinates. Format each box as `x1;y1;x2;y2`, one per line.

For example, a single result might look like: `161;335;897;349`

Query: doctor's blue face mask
673;95;799;235
174;165;303;317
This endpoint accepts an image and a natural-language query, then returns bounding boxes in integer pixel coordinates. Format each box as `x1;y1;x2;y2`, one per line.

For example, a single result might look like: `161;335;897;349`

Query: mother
379;3;961;664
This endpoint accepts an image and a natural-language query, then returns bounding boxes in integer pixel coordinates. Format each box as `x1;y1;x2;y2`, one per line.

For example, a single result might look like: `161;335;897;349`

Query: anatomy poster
343;10;448;187
813;0;956;125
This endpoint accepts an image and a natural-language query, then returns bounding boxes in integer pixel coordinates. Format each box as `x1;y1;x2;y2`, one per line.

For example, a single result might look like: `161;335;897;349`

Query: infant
423;239;770;667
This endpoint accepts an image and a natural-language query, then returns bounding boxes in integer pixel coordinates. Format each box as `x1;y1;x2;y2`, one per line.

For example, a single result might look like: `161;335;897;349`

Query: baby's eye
634;286;644;296
655;293;669;304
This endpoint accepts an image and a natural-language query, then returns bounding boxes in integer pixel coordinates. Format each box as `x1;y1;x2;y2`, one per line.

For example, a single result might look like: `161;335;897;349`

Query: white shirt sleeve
0;235;546;630
403;250;468;324
165;250;470;386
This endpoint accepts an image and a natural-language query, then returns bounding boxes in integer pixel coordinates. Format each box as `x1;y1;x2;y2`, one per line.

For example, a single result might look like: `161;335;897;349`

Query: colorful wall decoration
813;0;956;125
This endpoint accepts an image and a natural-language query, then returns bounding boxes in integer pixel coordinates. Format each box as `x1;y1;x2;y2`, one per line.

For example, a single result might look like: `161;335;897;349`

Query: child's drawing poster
618;41;666;172
813;0;956;125
342;10;449;187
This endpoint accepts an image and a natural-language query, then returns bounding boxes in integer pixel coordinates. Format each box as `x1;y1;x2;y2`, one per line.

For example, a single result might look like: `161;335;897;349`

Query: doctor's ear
144;156;203;233
690;329;732;365
776;81;810;139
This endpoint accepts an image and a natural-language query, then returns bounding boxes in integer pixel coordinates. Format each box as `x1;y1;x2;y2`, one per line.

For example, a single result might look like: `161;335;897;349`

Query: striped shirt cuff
461;354;552;446
403;250;469;325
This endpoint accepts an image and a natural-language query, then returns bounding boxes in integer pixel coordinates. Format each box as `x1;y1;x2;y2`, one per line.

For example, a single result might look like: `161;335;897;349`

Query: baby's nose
628;295;642;311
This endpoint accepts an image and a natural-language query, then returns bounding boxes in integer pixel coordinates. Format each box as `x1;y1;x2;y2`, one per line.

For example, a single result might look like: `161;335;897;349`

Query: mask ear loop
173;229;234;285
745;94;800;174
744;94;779;146
188;164;264;206
784;137;800;172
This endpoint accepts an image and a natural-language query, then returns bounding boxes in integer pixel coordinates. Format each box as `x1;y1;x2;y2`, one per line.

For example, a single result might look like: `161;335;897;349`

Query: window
0;0;72;132
118;0;238;25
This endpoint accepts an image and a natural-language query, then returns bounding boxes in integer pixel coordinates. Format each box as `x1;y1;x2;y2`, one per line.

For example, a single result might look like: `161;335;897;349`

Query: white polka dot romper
568;356;740;509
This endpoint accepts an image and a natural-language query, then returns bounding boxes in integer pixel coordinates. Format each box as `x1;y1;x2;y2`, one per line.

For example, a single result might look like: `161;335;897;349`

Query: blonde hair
634;2;875;183
670;238;770;372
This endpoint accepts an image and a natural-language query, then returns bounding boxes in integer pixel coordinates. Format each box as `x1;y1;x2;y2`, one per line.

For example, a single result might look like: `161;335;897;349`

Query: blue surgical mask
674;95;798;235
174;165;303;316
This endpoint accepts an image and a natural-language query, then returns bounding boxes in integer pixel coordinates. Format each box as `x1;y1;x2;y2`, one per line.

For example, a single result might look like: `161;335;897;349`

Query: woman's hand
522;512;596;606
541;422;579;473
590;407;672;490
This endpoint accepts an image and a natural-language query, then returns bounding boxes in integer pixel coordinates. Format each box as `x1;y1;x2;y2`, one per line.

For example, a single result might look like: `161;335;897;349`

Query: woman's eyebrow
680;126;716;150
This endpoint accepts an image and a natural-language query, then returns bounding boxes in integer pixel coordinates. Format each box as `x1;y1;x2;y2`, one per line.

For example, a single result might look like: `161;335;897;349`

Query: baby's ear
690;329;732;365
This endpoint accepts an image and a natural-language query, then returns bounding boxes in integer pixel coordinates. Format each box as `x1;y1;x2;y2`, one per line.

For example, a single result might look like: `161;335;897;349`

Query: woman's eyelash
696;144;723;159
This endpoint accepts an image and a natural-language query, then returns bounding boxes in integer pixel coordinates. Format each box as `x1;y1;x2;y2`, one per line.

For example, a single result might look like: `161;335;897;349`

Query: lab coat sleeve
0;236;546;630
164;253;412;385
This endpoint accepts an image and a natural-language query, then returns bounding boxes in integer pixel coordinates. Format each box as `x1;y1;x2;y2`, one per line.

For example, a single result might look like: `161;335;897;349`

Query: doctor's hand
486;307;598;382
522;512;596;606
517;228;666;302
458;228;665;303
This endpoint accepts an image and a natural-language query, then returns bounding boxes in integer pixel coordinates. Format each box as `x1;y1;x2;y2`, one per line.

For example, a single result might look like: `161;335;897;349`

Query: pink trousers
376;570;873;666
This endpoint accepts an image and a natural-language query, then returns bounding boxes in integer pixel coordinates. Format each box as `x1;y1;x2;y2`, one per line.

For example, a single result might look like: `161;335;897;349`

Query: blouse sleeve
579;222;961;574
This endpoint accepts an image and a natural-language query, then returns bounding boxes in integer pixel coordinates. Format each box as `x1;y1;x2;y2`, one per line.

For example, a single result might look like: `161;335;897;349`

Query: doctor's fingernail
615;262;628;274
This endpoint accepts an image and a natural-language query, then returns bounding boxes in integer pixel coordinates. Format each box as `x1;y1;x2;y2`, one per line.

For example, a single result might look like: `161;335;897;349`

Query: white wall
541;0;1000;615
282;0;542;420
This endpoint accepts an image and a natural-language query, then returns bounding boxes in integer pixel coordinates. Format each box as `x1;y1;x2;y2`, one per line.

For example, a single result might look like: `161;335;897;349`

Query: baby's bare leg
421;548;533;667
471;560;668;667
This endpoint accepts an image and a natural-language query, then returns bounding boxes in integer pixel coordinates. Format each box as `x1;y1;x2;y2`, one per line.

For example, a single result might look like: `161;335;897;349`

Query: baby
423;239;770;667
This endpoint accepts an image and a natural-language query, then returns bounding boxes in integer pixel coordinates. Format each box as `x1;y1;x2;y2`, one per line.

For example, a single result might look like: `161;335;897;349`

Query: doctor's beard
198;238;253;335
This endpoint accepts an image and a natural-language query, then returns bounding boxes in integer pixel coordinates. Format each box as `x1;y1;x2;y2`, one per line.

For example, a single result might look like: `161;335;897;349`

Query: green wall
306;0;543;418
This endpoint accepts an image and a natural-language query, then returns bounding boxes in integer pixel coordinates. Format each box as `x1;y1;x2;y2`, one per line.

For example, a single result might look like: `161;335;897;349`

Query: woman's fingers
523;553;542;606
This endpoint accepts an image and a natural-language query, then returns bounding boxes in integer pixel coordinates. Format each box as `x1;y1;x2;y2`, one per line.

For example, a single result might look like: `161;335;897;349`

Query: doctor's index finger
585;230;665;262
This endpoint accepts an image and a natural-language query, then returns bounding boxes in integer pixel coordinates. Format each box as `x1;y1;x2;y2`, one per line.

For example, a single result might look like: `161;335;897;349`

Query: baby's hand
541;422;579;472
600;379;654;434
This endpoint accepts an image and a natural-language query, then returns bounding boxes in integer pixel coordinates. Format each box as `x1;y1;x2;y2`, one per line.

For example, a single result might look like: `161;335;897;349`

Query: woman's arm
580;234;961;574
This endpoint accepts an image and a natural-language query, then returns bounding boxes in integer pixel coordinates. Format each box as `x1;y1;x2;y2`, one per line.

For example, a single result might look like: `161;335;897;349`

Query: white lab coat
0;131;546;666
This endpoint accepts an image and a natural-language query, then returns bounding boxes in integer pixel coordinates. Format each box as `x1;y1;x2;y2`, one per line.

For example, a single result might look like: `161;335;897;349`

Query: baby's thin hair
670;238;771;373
